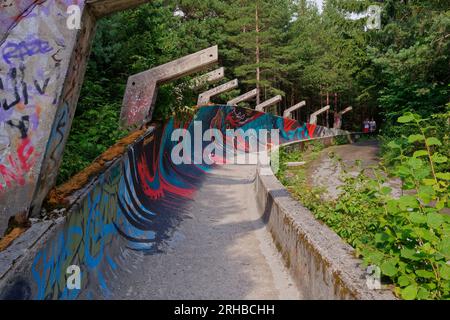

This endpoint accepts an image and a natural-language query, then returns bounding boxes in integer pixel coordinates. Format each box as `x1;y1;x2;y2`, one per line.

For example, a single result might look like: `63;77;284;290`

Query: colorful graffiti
0;0;86;228
0;105;347;300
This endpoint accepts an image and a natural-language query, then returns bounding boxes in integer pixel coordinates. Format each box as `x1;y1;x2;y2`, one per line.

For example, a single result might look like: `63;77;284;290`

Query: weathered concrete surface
255;95;282;112
228;88;258;105
283;101;306;119
87;0;150;18
0;106;375;300
0;0;156;232
189;67;225;90
310;105;330;125
111;165;301;299
121;46;219;128
255;158;396;300
333;106;353;129
197;79;238;106
0;220;54;282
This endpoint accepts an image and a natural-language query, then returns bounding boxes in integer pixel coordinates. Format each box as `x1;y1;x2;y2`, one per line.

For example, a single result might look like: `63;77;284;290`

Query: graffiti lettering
0;0;14;8
1;67;52;110
33;77;50;95
2;39;53;64
7;115;30;139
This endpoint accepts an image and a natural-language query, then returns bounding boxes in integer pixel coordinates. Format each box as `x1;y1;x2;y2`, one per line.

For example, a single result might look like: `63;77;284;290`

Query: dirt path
307;140;402;199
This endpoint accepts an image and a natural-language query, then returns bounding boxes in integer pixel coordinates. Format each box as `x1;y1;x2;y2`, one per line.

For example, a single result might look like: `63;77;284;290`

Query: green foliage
57;103;128;184
278;112;449;299
59;0;449;184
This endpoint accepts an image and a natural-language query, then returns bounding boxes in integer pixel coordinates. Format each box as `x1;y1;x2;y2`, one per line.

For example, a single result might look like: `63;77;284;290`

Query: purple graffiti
2;38;53;64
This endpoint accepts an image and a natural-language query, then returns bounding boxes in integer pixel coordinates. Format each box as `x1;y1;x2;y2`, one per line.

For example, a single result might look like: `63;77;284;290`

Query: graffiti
7;115;30;138
0;0;66;202
12;105;347;300
1;66;53;110
0;1;43;43
0;137;37;191
2;38;53;64
1;0;15;8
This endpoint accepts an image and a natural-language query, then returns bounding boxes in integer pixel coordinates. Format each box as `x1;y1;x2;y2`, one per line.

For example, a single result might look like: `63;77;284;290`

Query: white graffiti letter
66;5;81;30
366;5;381;31
66;265;81;290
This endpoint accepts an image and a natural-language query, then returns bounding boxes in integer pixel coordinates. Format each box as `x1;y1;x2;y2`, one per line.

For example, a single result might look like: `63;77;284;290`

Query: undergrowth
277;112;450;300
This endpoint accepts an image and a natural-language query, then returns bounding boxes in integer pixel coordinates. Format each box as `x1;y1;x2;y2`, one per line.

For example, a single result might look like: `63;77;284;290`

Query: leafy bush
277;112;450;299
57;103;128;184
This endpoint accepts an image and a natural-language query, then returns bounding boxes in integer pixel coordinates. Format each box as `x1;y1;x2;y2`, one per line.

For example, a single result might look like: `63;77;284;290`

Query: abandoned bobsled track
0;105;395;300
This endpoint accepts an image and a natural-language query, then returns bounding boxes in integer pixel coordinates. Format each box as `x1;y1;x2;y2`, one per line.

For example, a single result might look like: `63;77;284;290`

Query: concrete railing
254;136;396;300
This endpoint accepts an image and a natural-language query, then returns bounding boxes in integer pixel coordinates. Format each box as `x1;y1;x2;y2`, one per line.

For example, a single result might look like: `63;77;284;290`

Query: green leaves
431;153;448;164
440;264;450;280
408;134;424;143
381;260;398;277
398;114;415;123
401;285;418;300
416;270;435;279
436;172;450;180
279;110;449;300
426;137;442;146
427;213;444;229
413;150;428;158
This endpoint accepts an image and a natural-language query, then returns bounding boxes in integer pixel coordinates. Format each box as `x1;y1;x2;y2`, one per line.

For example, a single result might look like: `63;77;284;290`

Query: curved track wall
0;105;348;299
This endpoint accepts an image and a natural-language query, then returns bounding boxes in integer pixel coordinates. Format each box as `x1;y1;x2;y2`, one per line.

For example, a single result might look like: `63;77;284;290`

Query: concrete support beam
227;89;258;105
189;67;225;90
283;101;306;119
197;79;239;106
0;0;165;227
334;106;353;129
340;106;353;116
255;95;282;112
310;105;330;125
87;0;150;18
121;46;219;128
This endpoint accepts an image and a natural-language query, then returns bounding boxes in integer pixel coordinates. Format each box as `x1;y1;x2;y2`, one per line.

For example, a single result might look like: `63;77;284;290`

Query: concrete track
113;165;301;299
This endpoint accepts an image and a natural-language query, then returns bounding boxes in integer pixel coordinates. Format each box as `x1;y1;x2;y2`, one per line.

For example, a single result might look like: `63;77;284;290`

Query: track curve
0;105;346;300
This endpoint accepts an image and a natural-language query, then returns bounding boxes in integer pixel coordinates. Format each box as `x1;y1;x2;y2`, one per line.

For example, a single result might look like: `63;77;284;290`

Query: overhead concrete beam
310;105;330;125
87;0;150;18
189;67;225;90
334;106;353;129
0;0;157;225
197;79;239;106
121;46;219;128
228;89;258;105
255;95;282;112
340;106;353;116
283;101;306;119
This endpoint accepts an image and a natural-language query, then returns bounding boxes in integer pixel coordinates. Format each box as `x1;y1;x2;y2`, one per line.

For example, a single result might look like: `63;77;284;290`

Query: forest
59;0;449;182
0;0;450;300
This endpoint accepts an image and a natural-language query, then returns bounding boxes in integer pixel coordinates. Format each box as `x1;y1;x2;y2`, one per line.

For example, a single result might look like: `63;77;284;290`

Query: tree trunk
255;1;261;105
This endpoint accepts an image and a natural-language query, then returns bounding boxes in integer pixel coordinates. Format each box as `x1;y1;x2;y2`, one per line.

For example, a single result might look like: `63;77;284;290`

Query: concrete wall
0;0;151;233
254;143;396;300
0;105;375;299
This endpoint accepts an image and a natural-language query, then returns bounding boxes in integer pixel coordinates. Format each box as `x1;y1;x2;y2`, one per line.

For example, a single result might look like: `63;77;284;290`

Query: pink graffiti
0;137;37;191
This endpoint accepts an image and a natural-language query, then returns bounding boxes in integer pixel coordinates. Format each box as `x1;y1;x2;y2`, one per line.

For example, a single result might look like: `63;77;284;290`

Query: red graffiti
0;138;37;191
